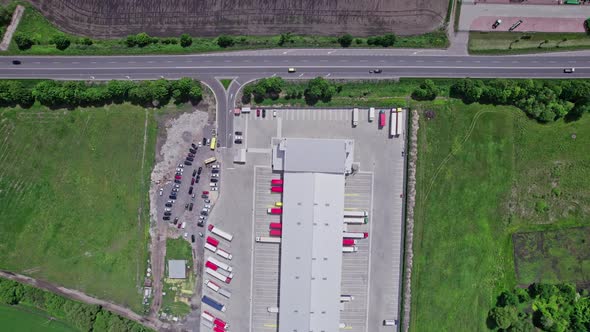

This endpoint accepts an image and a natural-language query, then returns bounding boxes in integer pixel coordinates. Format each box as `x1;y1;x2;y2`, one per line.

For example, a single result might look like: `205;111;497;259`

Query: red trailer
269;229;282;237
214;326;225;332
379;110;386;128
271;186;283;193
207;236;220;247
214;318;228;329
267;208;282;215
269;222;282;230
342;239;357;246
206;261;218;270
271;179;284;186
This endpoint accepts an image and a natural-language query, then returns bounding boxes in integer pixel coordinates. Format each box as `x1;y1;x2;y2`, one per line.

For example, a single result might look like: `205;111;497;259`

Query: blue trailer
202;295;226;312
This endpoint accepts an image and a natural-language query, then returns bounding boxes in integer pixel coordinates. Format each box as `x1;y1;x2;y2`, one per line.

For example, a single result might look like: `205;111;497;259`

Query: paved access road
1;51;588;147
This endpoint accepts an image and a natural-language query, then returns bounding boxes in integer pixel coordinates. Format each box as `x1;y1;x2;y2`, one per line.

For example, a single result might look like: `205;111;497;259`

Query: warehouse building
272;137;354;332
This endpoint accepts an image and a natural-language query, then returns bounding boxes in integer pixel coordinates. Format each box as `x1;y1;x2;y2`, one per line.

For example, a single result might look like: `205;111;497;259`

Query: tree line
241;76;339;105
449;79;590;122
488;283;590;331
0;277;151;332
0;78;202;108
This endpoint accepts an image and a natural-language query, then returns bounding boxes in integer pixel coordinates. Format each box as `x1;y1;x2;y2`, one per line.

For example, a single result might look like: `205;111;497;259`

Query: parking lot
210;106;406;331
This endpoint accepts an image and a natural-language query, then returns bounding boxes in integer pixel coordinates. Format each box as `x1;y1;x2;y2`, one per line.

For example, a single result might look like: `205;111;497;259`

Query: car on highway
12;60;21;65
374;69;382;74
564;68;575;73
288;68;296;73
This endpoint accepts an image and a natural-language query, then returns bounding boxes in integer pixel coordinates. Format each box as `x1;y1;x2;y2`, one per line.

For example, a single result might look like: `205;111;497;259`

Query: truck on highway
208;225;234;242
216;248;233;260
343;232;369;239
342;246;359;253
352;108;359;127
395;107;403;137
206;236;220;247
369;107;375;122
271;186;283;193
269;222;282;229
205;280;220;292
256;236;281;243
202;295;226;312
269;229;282;237
206;267;232;284
267;208;282;215
379;110;386;128
343;217;368;224
208;257;233;273
271;179;283;186
343;210;368;218
343;239;357;246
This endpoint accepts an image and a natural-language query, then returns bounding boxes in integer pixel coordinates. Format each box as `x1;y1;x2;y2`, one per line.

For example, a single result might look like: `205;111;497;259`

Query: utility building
272;138;354;332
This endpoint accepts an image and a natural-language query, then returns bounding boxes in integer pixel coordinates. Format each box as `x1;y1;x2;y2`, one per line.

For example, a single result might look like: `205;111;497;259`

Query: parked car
178;164;184;168
174;217;179;224
204;199;211;203
201;210;209;216
187;156;194;161
201;194;208;199
210;178;219;183
189;148;196;154
198;220;204;227
184;160;192;166
174;184;180;188
164;208;171;212
177;223;182;229
174;179;181;184
191;234;195;242
191;178;195;185
165;202;172;207
211;187;218;191
191;143;197;149
188;187;193;195
212;169;220;174
172;188;179;192
175;175;182;180
164;212;172;216
273;110;277;117
159;188;163;196
198;167;203;174
169;194;177;199
234;138;242;144
202;138;207;146
163;216;170;221
189;203;193;211
262;109;266;118
235;131;242;136
185;203;189;210
188;153;195;158
211;173;219;178
192;169;197;177
204;204;211;209
212;164;220;169
256;109;260;117
202;190;209;195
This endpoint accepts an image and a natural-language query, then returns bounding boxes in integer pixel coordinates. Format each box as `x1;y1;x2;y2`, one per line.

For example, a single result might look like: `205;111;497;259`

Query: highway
1;52;588;147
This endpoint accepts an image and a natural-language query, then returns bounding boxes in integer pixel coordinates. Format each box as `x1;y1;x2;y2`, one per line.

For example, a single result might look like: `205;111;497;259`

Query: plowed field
26;0;448;38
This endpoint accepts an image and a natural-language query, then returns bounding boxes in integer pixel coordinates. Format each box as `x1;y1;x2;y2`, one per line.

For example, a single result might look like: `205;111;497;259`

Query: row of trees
241;77;338;105
126;33;193;48
0;78;202;108
450;79;590;122
489;283;590;331
0;277;150;332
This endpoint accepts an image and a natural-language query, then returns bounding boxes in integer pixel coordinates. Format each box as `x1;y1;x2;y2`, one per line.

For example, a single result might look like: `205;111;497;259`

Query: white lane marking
360;60;368;62
72;62;80;64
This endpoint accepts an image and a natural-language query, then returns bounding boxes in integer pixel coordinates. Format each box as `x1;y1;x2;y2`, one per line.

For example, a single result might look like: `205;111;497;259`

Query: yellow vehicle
275;202;283;207
204;157;217;165
210;136;217;150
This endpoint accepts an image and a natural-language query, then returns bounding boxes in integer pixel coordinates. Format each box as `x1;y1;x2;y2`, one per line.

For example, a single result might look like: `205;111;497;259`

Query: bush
304;77;336;105
0;5;13;26
51;35;71;50
217;35;234;48
180;34;192;47
278;32;294;46
79;37;93;46
338;34;353;48
355;38;363;45
367;33;397;47
411;79;438;101
14;33;34;50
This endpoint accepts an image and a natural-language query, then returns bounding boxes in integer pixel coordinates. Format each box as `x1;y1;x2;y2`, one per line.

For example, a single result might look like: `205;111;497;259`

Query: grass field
513;227;590;285
161;238;193;317
409;99;590;330
0;304;78;332
469;31;590;54
7;3;448;55
0;103;155;313
246;79;455;108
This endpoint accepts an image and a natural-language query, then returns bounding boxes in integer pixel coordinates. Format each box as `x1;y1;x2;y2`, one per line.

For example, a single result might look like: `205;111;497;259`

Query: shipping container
256;236;281;243
271;179;283;186
269;229;282;237
342;239;357;246
271;186;283;193
206;261;218;270
267;208;282;215
269;222;282;230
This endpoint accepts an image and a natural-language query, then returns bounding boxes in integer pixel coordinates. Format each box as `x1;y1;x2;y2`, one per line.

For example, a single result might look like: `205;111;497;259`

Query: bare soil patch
27;0;448;38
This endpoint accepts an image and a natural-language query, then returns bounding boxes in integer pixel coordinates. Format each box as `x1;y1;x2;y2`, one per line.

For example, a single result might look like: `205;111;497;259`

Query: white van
369;107;375;122
383;319;397;326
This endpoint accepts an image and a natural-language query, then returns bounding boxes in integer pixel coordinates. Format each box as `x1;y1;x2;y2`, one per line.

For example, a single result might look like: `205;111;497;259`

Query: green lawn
0;304;78;332
409;99;590;331
161;238;193;318
247;79;455;108
6;3;448;55
469;31;590;55
0;104;155;313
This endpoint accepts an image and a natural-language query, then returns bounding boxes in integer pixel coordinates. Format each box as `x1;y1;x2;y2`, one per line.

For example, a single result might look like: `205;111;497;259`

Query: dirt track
26;0;448;38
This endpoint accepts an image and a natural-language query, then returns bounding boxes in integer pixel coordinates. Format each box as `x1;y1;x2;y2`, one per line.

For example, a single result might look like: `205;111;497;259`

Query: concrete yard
209;107;406;331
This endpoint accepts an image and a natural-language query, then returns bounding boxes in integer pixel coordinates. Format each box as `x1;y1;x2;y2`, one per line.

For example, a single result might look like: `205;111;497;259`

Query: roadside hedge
0;277;151;332
0;77;202;109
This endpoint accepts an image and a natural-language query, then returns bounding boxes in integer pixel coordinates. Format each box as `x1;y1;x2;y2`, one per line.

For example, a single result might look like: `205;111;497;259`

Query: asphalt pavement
1;51;588;146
